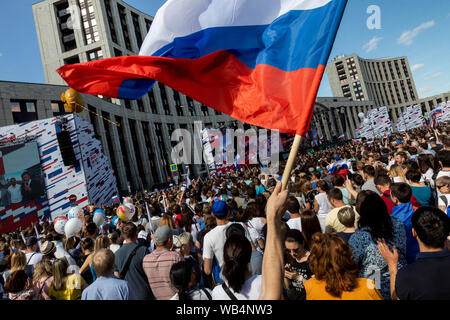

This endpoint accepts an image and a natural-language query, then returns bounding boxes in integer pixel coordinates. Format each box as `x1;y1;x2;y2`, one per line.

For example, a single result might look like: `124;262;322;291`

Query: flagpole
281;135;304;191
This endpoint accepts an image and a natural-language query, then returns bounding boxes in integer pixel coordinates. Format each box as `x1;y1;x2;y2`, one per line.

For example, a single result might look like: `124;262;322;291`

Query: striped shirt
142;248;184;300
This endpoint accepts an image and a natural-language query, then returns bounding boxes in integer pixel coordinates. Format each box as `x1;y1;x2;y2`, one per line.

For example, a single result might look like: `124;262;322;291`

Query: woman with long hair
283;229;312;300
3;251;27;281
32;259;53;300
417;154;435;187
211;234;261;300
49;257;86;300
299;210;323;251
389;164;407;183
5;270;33;300
304;233;382;300
169;259;212;300
302;181;318;211
348;190;407;300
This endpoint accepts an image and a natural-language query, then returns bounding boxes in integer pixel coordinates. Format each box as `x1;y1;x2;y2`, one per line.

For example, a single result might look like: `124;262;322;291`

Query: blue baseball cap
212;200;229;218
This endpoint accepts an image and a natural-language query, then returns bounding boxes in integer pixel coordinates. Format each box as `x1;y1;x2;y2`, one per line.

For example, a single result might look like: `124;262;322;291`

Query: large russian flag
57;0;347;136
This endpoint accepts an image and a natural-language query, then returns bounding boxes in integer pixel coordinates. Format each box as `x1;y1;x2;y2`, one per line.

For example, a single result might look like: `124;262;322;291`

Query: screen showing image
0;141;48;234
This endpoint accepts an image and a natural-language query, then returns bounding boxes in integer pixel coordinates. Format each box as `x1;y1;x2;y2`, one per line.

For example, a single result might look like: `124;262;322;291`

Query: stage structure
0;114;118;233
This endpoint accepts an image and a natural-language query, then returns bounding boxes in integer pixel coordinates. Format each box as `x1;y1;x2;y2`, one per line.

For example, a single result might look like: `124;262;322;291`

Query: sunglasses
285;248;301;254
437;185;448;189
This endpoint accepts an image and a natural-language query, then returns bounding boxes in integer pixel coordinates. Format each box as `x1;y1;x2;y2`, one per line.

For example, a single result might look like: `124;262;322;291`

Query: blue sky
1;0;449;98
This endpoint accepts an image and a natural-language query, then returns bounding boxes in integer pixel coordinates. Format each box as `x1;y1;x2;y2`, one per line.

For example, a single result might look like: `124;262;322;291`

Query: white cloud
424;72;443;81
411;64;424;72
363;36;383;53
397;20;435;46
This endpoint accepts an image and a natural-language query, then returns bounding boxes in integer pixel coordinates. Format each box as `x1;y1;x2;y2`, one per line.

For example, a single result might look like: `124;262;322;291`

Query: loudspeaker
56;131;77;166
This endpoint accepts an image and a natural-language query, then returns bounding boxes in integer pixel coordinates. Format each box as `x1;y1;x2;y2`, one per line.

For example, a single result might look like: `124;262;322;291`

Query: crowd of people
0;124;449;301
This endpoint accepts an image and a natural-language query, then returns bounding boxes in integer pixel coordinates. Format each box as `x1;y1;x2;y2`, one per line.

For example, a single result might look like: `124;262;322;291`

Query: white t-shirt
109;244;121;253
203;222;233;268
8;185;22;204
25;252;42;267
436;170;450;179
421;168;435;187
212;275;262;300
315;193;332;216
54;242;77;266
170;288;212;300
436;170;450;198
286;217;302;232
248;218;265;236
203;222;251;268
393;176;406;183
245;221;263;253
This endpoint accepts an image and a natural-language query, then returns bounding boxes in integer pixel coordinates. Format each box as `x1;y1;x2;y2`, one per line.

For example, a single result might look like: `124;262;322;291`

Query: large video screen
0;141;49;234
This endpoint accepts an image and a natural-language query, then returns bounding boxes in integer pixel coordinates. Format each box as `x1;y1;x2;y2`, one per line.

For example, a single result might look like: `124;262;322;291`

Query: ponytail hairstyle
222;234;252;293
170;261;192;301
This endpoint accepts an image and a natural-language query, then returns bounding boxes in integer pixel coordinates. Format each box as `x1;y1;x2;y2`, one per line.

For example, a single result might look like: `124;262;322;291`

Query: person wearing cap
202;200;233;278
142;226;183;300
25;236;42;270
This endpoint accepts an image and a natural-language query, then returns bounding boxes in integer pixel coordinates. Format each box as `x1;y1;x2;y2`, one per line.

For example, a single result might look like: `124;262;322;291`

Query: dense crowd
0;124;449;301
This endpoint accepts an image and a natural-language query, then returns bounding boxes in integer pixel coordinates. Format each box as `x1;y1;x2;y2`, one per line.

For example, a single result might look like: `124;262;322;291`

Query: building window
78;0;100;45
128;119;146;186
64;55;80;65
131;12;143;49
116;116;133;186
147;90;158;113
201;105;209;116
173;91;183;116
145;19;152;32
158;83;170;115
142;121;159;183
137;98;145;112
87;105;99;137
51;101;67;116
117;4;132;51
87;48;103;61
114;48;122;57
186;97;196;116
154;123;169;178
55;1;77;52
104;0;118;44
10;100;38;124
124;99;132;109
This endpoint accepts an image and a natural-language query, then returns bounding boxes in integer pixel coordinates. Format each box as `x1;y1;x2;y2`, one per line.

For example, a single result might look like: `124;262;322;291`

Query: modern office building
327;54;419;107
326;53;450;126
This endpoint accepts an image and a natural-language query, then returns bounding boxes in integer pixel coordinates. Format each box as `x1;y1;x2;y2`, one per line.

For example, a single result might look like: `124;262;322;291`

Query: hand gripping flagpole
281;135;304;191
